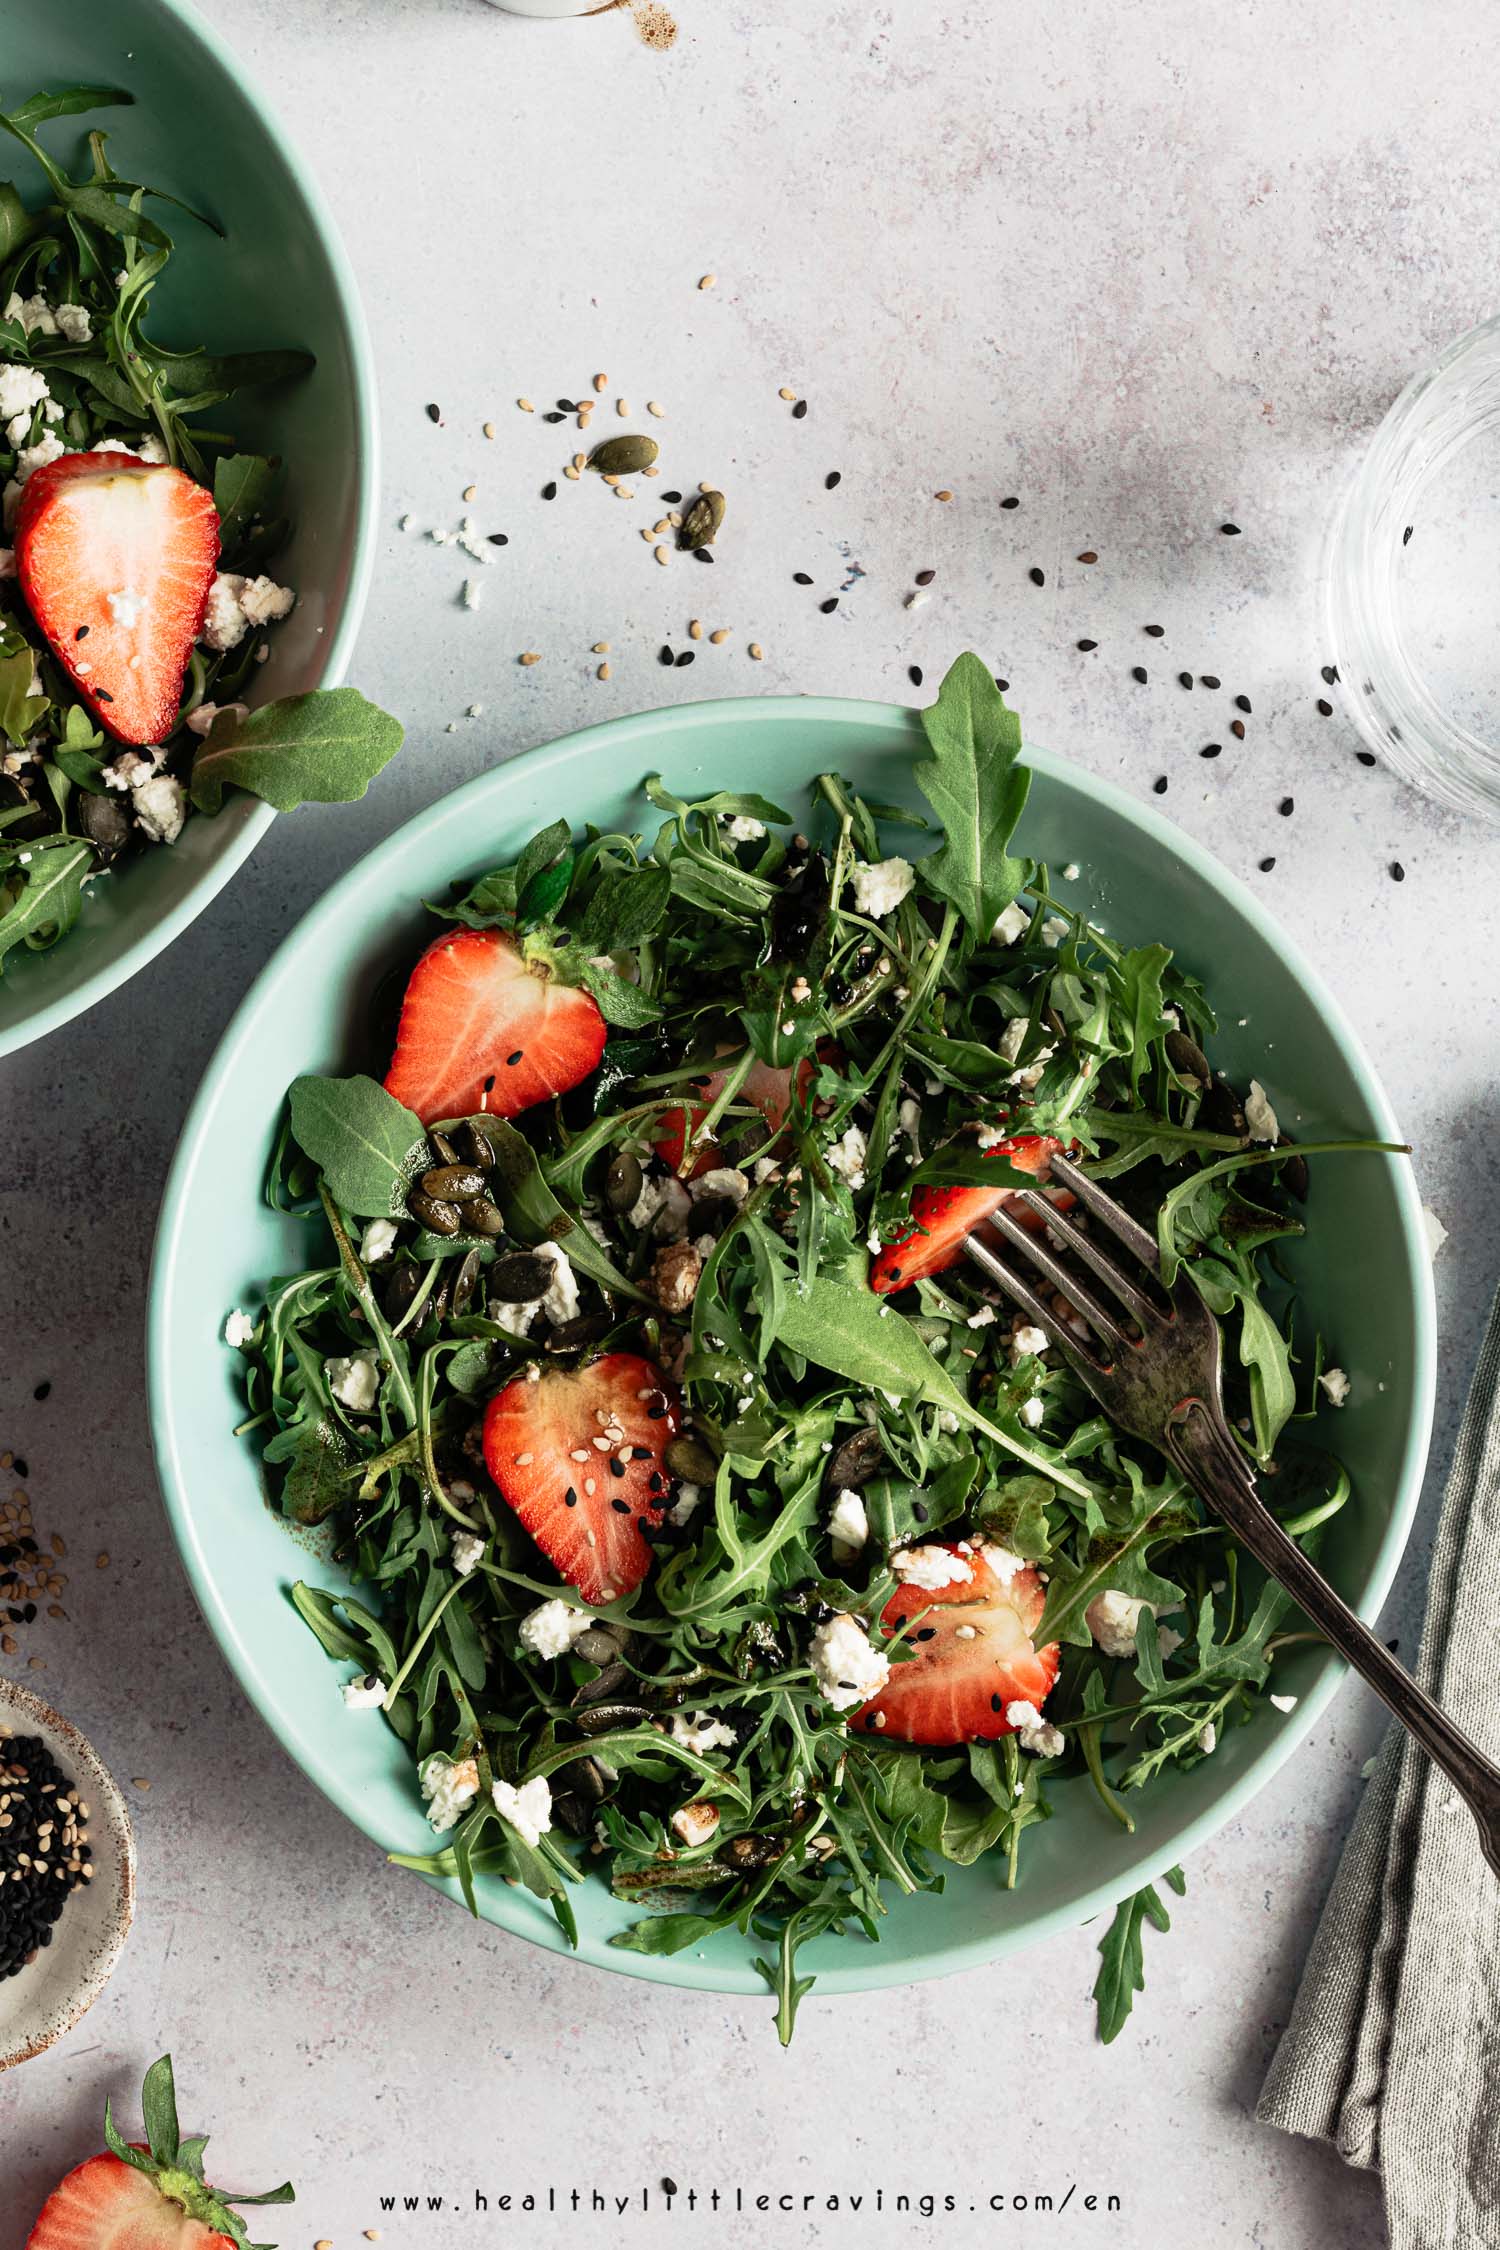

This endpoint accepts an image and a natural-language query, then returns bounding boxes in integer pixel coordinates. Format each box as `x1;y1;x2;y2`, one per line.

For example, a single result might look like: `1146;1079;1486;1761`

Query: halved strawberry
869;1130;1068;1293
385;926;607;1125
15;451;220;745
656;1049;813;1174
483;1352;681;1605
856;1544;1059;1743
26;2054;291;2250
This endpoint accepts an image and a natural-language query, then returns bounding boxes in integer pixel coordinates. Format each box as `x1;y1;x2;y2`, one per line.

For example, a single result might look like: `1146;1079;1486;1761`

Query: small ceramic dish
0;1677;136;2072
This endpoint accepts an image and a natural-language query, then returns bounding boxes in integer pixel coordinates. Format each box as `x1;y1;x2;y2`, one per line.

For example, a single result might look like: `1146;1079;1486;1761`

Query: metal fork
963;1150;1500;1876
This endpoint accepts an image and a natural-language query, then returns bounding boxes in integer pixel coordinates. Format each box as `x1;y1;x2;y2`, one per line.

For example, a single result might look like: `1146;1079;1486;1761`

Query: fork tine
960;1233;1105;1379
1008;1190;1164;1330
983;1202;1129;1352
1048;1152;1162;1272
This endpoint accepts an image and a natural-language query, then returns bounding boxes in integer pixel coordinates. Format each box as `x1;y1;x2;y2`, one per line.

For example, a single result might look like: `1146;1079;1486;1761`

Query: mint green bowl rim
0;0;380;1060
148;697;1437;1995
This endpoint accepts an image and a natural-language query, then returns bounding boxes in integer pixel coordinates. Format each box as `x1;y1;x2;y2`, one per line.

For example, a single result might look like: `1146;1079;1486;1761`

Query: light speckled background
3;1;1498;2241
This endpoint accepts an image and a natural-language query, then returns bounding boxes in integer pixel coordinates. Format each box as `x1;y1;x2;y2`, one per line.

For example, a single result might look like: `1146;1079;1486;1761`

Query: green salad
0;85;399;976
231;654;1363;2041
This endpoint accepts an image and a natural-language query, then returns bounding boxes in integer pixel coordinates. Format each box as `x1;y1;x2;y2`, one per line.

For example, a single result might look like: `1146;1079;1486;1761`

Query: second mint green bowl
149;699;1436;1998
0;0;378;1059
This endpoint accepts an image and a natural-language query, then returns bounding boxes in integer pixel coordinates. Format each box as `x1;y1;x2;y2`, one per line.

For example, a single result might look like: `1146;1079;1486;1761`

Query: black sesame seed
660;490;683;503
1317;698;1333;717
1279;796;1294;816
819;596;839;614
825;471;842;490
911;1502;929;1523
908;665;924;687
1199;673;1220;690
647;1405;668;1420
1076;638;1097;653
791;399;808;419
662;2179;679;2198
675;650;695;668
915;569;936;586
1390;860;1406;882
541;481;557;500
994;678;1009;692
1144;624;1165;638
1029;566;1045;587
1402;524;1413;546
1234;694;1252;714
1220;521;1241;536
1000;496;1020;510
1356;750;1377;767
1321;664;1340;686
1200;741;1223;759
793;571;814;585
487;533;509;547
1259;856;1276;872
991;1694;1003;1712
425;402;441;423
1131;666;1148;684
542;411;566;424
1177;671;1193;690
556;399;578;412
1230;719;1246;740
659;646;675;667
483;1074;496;1093
13;1460;26;1481
1152;776;1169;794
915;1627;937;1641
693;548;715;563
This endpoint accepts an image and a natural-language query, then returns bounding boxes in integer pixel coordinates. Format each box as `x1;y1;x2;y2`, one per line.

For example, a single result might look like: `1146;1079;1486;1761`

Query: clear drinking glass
1326;314;1500;822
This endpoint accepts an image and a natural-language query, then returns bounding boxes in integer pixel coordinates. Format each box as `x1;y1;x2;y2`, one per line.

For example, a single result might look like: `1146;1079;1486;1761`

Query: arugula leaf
189;688;404;814
286;1075;426;1220
1093;1870;1183;2042
913;652;1031;939
0;646;49;747
0;839;92;969
212;451;277;552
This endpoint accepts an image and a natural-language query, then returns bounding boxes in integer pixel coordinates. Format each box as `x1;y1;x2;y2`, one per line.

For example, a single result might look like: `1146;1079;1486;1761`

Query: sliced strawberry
656;1049;812;1174
15;451;220;745
856;1545;1060;1744
869;1131;1068;1293
385;926;607;1125
483;1353;681;1605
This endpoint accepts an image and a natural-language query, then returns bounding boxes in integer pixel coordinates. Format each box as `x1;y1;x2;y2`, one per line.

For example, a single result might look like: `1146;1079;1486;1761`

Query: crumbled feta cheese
991;901;1030;945
1422;1204;1448;1260
692;1165;748;1208
1004;1698;1065;1756
668;1480;703;1528
980;1543;1026;1586
223;1309;255;1348
997;1018;1028;1065
827;1488;869;1553
1269;1692;1299;1714
1244;1080;1279;1143
131;772;186;844
518;1598;595;1658
341;1673;386;1710
3;432;66;523
893;1544;973;1591
850;855;915;920
1086;1588;1147;1659
420;1753;480;1832
94;434;168;464
825;1123;868;1191
790;974;811;1003
491;1297;537;1338
1018;1396;1045;1429
1157;1623;1185;1661
326;1352;380;1412
809;1613;890;1711
185;699;246;739
670;1710;738;1755
936;1408;962;1435
491;1773;553;1848
361;1218;399;1264
450;1531;486;1577
201;571;295;652
240;575;296;628
54;301;92;344
965;1303;998;1330
896;1097;922;1156
1040;916;1069;948
1198;1722;1218;1754
1009;1324;1049;1360
0;361;51;447
753;1156;782;1187
1319;1365;1351;1408
723;814;765;842
103;749;156;793
670;1800;721;1847
1061;861;1080;881
462;577;482;610
3;292;57;338
627;1169;692;1240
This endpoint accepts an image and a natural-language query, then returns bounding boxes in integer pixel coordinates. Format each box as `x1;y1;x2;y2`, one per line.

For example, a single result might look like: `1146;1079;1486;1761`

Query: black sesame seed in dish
0;1724;94;1982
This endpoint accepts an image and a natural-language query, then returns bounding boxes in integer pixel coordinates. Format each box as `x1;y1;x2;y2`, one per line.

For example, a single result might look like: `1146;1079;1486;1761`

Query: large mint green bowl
0;0;377;1059
149;700;1436;1996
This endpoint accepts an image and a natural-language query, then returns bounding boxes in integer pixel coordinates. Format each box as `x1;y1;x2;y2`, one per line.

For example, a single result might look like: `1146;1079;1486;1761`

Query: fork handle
1166;1399;1500;1878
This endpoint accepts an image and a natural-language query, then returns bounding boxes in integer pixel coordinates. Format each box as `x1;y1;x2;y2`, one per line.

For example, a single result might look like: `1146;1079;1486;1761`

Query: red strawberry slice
869;1130;1068;1293
483;1352;681;1605
656;1050;813;1174
385;926;607;1125
15;451;220;745
856;1544;1060;1744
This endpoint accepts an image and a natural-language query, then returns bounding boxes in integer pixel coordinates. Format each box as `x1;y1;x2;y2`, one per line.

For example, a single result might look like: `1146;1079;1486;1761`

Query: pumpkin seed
825;1424;887;1491
428;1131;460;1166
455;1120;496;1171
421;1164;487;1201
489;1252;552;1301
721;1830;779;1870
678;489;725;550
586;434;659;477
574;1623;630;1665
604;1150;644;1214
664;1434;718;1484
381;1261;423;1323
458;1196;506;1237
1164;1030;1211;1085
449;1248;483;1319
407;1188;461;1235
545;1312;613;1352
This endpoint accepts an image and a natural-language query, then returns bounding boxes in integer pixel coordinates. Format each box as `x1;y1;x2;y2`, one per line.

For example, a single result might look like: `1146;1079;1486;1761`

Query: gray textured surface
3;1;1498;2240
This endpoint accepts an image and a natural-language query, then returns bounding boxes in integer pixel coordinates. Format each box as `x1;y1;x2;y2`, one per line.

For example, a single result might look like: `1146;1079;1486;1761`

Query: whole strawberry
26;2054;293;2249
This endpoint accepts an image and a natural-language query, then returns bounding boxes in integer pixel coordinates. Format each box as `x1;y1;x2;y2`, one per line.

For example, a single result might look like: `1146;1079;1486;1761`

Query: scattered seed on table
995;677;1009;691
1322;664;1340;686
1317;697;1333;717
1029;566;1045;587
1230;719;1246;740
792;399;808;420
1234;694;1252;713
483;420;496;439
1077;638;1097;653
1221;522;1241;536
1178;671;1194;689
693;548;715;563
597;663;611;681
33;1383;49;1402
709;628;730;644
676;650;695;668
749;642;764;660
1200;743;1222;759
778;386;797;401
556;398;577;413
909;664;924;687
1402;525;1414;546
793;571;813;585
517;398;534;413
699;273;717;289
1356;750;1377;767
935;489;954;502
488;532;509;546
1078;552;1100;566
617;398;630;417
542;411;566;424
689;619;704;640
1279;796;1295;816
825;470;842;490
819;596;839;614
519;651;541;666
658;646;675;667
96;1552;109;1568
655;545;671;565
1199;673;1220;689
647;400;666;418
563;466;580;481
1000;496;1020;510
1259;855;1276;871
425;402;441;423
915;568;935;586
462;483;476;503
1390;860;1406;882
1144;623;1164;637
541;482;557;500
1152;776;1169;794
1131;666;1148;684
593;373;608;393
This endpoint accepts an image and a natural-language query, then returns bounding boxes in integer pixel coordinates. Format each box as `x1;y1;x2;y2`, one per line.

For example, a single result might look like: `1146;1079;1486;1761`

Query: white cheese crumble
420;1753;480;1832
54;301;92;344
668;1480;703;1528
450;1531;486;1577
965;1303;998;1329
671;1800;721;1847
980;1542;1026;1586
893;1544;973;1590
692;1165;749;1208
809;1613;891;1710
200;571;295;652
1198;1722;1218;1754
131;772;186;844
1040;915;1069;948
991;901;1030;945
669;1710;738;1755
326;1352;380;1412
825;1123;868;1191
1270;1692;1299;1714
1319;1365;1351;1408
1005;1700;1065;1757
0;362;51;447
361;1218;399;1263
3;292;57;338
723;814;765;841
1019;1396;1045;1429
341;1673;386;1710
627;1169;692;1240
1244;1079;1280;1143
518;1598;595;1659
1086;1589;1146;1659
223;1309;255;1348
827;1488;869;1554
850;855;915;920
534;1241;580;1327
491;1774;553;1848
1009;1324;1049;1360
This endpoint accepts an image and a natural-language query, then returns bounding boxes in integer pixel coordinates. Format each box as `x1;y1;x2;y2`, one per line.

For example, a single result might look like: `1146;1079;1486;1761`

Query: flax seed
935;489;953;502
